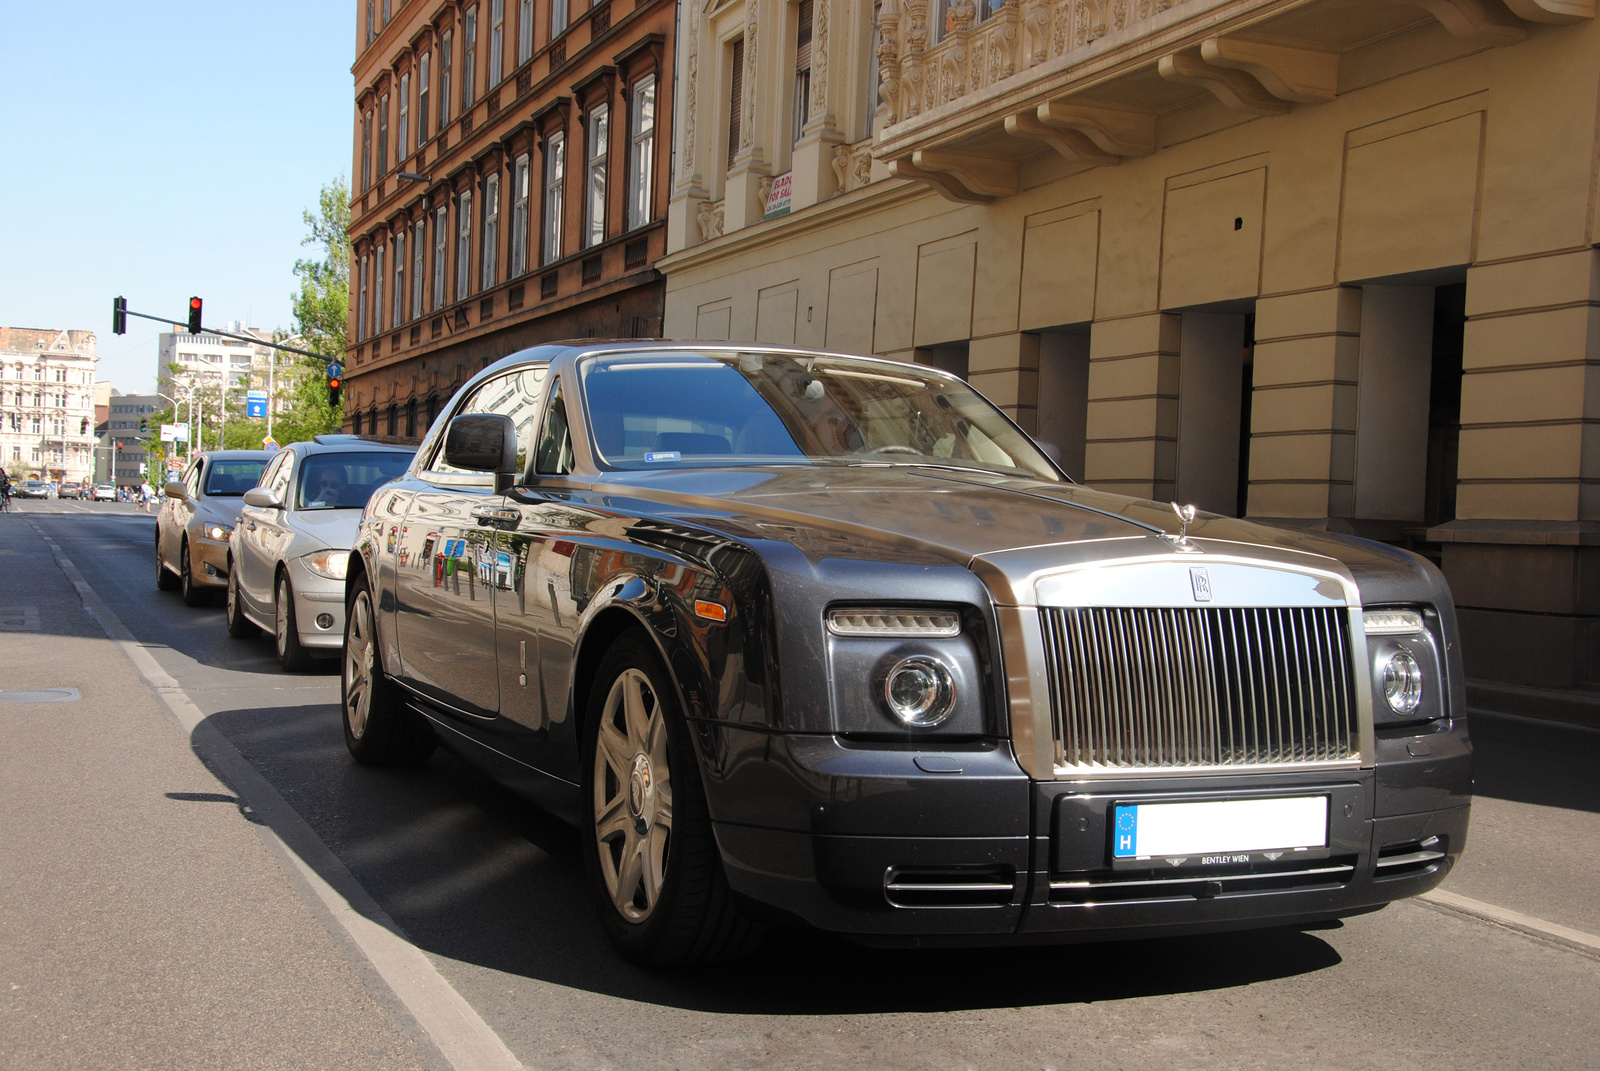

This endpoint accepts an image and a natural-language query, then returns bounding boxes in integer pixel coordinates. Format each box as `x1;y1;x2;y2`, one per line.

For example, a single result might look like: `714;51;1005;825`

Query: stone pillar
1083;313;1181;501
1432;249;1600;689
1247;287;1362;520
969;332;1040;433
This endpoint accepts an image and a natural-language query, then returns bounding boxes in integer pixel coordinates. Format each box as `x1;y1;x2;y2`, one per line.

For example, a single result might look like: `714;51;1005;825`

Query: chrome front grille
1039;606;1358;770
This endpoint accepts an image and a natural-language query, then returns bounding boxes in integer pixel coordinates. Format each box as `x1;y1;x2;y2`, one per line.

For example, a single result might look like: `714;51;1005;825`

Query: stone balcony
873;0;1591;202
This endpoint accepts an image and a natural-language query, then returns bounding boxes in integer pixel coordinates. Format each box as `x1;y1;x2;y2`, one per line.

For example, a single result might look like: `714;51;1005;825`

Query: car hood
586;464;1445;605
283;507;363;550
195;496;247;527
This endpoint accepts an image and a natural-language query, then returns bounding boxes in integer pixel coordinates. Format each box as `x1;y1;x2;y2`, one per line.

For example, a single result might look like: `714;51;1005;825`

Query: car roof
197;449;271;460
284;437;417;457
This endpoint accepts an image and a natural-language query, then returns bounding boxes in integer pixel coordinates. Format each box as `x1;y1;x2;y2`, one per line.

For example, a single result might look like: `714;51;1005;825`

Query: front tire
274;571;313;672
179;540;210;607
342;579;434;764
155;530;178;591
580;630;764;966
225;561;260;638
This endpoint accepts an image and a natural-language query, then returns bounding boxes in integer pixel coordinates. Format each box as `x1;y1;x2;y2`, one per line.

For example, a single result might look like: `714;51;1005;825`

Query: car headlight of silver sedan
300;549;350;581
203;523;232;541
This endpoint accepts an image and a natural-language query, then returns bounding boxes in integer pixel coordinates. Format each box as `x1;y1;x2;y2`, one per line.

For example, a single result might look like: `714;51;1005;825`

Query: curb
1466;679;1600;731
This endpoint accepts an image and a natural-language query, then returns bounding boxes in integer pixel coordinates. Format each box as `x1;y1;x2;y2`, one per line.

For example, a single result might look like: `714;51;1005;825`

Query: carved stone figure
696;199;725;242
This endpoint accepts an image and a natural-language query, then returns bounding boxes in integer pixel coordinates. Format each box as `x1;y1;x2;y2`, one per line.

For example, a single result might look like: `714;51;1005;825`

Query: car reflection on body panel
341;343;1473;968
225;435;415;671
155;450;271;606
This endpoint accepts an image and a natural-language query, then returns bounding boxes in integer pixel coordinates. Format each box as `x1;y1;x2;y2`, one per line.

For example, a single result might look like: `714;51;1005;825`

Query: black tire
155;529;178;591
274;571;314;672
225;561;260;639
179;540;211;607
342;577;434;764
579;630;764;966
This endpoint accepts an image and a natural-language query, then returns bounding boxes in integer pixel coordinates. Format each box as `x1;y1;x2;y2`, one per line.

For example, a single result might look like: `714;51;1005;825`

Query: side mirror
242;486;283;510
445;414;519;492
163;481;187;499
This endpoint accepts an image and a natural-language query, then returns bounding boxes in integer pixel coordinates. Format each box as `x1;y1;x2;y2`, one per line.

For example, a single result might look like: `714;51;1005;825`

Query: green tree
278;177;351;442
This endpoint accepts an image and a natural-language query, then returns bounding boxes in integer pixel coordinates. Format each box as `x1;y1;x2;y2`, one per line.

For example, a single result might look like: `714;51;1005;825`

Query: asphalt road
3;498;1598;1070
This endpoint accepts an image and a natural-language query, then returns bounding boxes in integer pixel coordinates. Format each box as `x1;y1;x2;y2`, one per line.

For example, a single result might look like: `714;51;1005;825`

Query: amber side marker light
694;600;727;622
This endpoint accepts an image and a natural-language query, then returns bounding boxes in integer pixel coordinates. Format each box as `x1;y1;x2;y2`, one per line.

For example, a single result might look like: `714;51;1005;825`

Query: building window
511;153;530;277
440;30;453;125
456;188;474;300
412;218;426;316
418;52;431;140
462;6;478;111
543;131;565;264
398;72;410;161
433;204;448;309
378;92;390;178
373;244;386;337
366;0;375;43
552;0;569;36
361;110;373;189
393;231;406;327
628;76;656;230
357;255;369;341
383;0;391;24
517;0;534;64
585;104;608;248
482;172;500;288
728;37;744;170
793;0;813;143
489;0;504;86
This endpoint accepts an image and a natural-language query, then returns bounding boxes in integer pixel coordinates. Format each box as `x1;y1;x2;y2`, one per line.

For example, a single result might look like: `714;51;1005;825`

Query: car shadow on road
199;702;1345;1016
1468;711;1600;814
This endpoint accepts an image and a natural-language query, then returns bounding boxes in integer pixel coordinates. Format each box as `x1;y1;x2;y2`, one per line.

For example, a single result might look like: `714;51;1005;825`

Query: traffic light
139;417;149;433
187;296;203;334
327;371;342;410
112;296;127;335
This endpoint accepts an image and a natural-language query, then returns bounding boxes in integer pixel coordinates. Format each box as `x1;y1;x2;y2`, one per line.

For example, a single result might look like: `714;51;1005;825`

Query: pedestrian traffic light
187;296;203;334
112;296;127;335
327;370;342;410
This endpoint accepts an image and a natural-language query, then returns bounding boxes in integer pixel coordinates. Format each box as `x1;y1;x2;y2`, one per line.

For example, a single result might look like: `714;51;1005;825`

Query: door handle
471;506;521;530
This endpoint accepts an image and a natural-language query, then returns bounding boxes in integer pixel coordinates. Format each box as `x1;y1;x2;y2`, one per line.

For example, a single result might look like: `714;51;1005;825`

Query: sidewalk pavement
0;516;434;1070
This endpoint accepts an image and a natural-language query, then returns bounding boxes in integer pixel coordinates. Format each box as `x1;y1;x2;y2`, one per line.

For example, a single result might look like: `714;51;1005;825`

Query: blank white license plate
1111;796;1329;866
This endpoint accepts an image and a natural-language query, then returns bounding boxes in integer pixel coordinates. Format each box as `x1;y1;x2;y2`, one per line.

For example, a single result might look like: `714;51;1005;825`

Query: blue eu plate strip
1113;805;1138;858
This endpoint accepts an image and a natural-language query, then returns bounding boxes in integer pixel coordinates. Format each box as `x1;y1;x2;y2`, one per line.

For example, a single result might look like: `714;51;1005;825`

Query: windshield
295;451;414;510
204;459;268;497
578;351;1061;480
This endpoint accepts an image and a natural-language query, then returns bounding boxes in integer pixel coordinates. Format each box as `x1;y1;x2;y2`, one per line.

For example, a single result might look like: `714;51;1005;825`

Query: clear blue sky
0;0;354;395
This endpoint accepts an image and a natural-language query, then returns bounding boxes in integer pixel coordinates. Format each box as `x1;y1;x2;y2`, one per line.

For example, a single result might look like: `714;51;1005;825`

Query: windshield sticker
644;451;681;463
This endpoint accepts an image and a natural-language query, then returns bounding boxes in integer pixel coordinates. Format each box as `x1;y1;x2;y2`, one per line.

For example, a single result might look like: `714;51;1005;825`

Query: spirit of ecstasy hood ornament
1169;502;1198;547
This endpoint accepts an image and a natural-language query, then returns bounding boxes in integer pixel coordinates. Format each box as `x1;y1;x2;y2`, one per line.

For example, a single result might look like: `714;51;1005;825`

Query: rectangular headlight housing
827;608;961;637
1364;608;1425;635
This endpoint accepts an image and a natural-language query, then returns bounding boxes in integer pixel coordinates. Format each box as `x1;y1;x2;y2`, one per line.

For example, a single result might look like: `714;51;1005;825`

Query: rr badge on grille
1190;567;1213;602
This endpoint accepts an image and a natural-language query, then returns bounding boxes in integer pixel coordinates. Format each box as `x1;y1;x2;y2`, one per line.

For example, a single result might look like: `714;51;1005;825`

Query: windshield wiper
850;460;1013;479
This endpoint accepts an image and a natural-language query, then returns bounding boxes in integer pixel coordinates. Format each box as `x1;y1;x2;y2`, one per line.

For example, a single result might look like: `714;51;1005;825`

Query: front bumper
708;718;1472;945
188;533;232;588
288;557;347;650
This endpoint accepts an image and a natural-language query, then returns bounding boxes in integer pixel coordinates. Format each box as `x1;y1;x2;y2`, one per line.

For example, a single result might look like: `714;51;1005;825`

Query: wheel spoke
647;703;668;768
643;823;669;908
622;672;651;751
597;719;632;780
595;790;632;842
614;834;645;912
653;781;672;830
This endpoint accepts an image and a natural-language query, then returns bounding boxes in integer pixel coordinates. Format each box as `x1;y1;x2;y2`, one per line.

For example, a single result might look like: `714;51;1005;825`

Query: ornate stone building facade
0;327;99;485
661;0;1600;690
346;0;675;440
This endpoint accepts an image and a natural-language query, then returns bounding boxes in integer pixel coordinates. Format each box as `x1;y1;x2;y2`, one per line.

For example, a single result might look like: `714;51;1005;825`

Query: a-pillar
1432;250;1600;689
969;333;1040;434
1247;287;1362;522
1083;313;1180;501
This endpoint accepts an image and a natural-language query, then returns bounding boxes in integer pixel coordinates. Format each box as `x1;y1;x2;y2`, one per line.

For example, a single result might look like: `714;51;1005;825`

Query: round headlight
883;657;956;728
1382;648;1423;714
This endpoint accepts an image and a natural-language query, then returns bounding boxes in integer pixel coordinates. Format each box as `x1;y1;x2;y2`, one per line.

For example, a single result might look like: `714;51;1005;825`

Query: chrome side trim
1050;864;1355;892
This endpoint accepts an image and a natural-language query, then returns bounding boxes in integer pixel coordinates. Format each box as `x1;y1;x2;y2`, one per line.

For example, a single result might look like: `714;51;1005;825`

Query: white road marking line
32;521;526;1071
1420;889;1600;958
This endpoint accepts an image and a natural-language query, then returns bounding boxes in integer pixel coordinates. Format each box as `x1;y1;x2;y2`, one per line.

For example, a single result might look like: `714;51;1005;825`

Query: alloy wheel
344;590;375;740
275;578;289;658
592;668;674;923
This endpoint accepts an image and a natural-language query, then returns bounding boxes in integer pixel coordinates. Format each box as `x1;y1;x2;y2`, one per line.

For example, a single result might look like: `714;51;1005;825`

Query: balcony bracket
1034;101;1157;157
1380;0;1528;43
889;151;1020;205
1199;38;1339;103
1158;50;1292;115
1004;109;1121;167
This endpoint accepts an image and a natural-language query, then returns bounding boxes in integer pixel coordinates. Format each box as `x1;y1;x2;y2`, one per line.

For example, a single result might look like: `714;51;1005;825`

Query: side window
425;365;549;476
183;461;202;497
534;383;573;475
269;454;294;502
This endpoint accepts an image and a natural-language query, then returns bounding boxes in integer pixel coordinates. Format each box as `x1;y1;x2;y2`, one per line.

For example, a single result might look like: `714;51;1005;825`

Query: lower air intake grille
1039;606;1359;770
884;868;1016;908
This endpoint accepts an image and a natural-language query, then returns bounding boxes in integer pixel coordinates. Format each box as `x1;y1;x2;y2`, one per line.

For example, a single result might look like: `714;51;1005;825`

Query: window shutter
796;0;812;71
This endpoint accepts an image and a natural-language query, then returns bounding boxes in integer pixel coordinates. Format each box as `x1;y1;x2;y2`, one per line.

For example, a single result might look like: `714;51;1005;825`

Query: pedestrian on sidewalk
137;480;154;513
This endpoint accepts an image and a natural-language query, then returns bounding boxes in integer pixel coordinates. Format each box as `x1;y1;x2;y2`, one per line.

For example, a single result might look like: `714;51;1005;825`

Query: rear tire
225;562;260;639
274;572;314;672
579;630;765;966
155;530;178;591
179;540;210;607
342;578;434;765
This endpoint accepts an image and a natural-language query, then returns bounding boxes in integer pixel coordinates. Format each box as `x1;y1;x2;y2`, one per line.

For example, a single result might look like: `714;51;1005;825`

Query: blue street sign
262;435;279;453
246;392;268;419
326;362;344;379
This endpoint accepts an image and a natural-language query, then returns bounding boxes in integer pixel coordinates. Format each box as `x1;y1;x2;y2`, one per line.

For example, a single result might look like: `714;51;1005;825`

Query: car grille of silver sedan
1039;606;1359;770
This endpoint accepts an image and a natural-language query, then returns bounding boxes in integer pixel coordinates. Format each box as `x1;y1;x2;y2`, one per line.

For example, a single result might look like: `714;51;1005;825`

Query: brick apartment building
345;0;675;440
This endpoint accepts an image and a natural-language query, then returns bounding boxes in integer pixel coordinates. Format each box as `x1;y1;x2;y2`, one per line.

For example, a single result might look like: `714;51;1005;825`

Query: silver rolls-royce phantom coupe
343;342;1470;966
